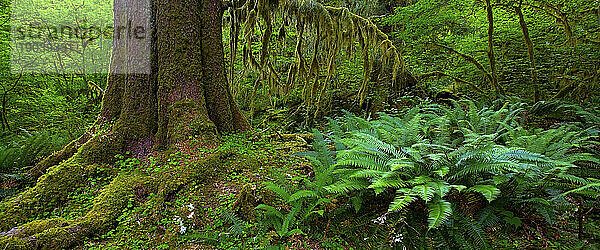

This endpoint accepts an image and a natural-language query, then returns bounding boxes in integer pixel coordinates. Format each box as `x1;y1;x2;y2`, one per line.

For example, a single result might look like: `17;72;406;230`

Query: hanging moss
231;0;412;118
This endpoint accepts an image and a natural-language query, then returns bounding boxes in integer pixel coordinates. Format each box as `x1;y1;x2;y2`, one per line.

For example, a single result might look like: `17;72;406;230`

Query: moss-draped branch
228;0;409;117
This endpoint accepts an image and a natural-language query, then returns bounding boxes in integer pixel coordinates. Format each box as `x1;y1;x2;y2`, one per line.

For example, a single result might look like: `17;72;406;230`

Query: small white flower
174;216;187;234
372;213;387;225
186;203;195;211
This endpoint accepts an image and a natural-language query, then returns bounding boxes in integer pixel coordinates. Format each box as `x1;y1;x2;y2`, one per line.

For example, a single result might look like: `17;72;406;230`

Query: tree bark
90;0;248;160
484;0;501;94
515;1;539;102
200;0;250;133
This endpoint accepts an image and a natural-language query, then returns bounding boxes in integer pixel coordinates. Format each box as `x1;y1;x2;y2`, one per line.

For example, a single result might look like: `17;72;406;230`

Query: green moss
75;134;125;165
0;236;28;250
72;174;147;235
232;184;257;221
163;100;218;145
31;227;77;250
0;174;148;249
8;218;68;238
28;135;84;180
0;159;93;231
0;133;269;249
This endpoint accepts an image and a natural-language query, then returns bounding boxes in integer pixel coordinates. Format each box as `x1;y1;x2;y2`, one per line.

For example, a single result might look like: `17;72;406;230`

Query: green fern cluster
530;100;600;124
322;100;599;247
0;130;67;173
255;129;334;238
0;130;67;200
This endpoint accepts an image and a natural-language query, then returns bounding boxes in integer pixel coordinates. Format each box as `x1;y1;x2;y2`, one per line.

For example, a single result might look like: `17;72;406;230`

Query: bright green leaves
427;200;452;229
288;190;317;202
389;192;416;212
411;183;436;202
387;181;463;229
256;130;338;239
467;185;500;202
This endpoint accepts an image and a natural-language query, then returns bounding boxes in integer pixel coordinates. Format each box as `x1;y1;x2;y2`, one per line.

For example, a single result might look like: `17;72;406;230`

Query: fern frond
461;215;490;249
412;184;436;202
264;182;291;201
466;185;500;202
325;179;370;194
389;193;417;212
427;199;452;229
255;204;284;219
288;190;317;202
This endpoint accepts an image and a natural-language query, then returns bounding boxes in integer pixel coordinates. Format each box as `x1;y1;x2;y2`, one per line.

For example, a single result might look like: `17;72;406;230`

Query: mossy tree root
0;174;148;249
0;133;127;231
27;132;92;181
0;150;235;249
0;160;95;231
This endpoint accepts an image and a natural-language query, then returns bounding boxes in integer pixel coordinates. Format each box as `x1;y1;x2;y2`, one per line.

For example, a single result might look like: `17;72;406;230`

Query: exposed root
0;149;236;249
28;132;91;180
0;159;97;231
0;174;147;249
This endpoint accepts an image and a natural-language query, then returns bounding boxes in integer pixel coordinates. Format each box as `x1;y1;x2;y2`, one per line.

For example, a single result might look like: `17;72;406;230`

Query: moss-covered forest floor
47;133;326;249
1;98;600;249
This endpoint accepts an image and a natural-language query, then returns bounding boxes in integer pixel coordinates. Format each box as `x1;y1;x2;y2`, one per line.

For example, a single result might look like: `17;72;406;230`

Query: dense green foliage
315;100;599;247
380;0;600;100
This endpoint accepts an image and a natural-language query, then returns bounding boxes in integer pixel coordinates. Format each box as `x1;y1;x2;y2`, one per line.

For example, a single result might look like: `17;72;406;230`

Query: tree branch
427;42;493;85
418;71;485;94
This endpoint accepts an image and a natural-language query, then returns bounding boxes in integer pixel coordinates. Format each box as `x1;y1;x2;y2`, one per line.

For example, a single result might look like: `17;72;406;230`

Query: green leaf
255;204;283;219
350;196;363;212
286;228;303;236
288;190;317;202
389;159;414;171
411;184;435;202
264;182;291;201
427;199;452;229
467;185;500;202
428;181;451;198
389;192;416;212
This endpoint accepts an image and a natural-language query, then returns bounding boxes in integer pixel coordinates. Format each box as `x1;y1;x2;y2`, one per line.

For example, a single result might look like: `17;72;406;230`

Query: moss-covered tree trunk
1;0;249;248
484;0;501;94
515;1;539;102
200;0;250;132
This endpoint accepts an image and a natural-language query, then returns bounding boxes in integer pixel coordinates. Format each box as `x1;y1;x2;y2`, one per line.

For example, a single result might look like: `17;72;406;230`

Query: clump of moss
232;184;258;221
2;218;68;238
163;100;218;145
0;159;94;231
0;173;148;249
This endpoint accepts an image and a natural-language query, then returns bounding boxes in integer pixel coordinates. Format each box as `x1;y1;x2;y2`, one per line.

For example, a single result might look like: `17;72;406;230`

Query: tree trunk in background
485;0;501;94
32;0;251;172
200;0;250;132
515;1;539;102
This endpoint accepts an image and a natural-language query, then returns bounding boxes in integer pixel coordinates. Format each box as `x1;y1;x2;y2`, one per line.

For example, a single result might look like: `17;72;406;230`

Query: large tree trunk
200;0;250;132
1;0;249;247
32;0;248;169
